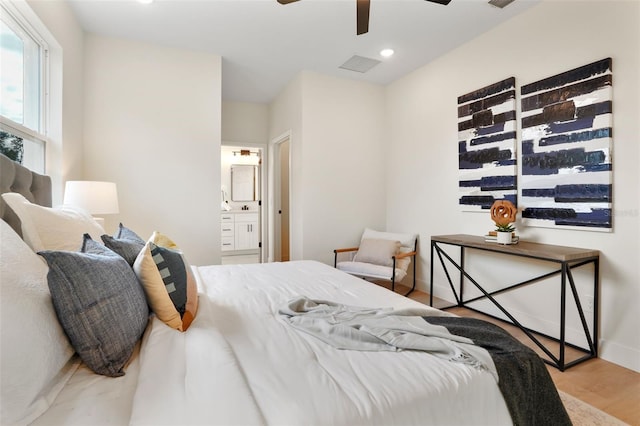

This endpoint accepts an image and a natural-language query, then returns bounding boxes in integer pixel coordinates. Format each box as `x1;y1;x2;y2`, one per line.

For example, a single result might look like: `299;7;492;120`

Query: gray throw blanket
279;297;571;426
279;296;498;380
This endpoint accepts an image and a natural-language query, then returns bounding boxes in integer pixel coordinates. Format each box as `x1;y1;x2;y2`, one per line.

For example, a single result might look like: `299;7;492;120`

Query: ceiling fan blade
425;0;452;4
356;0;370;35
277;0;300;4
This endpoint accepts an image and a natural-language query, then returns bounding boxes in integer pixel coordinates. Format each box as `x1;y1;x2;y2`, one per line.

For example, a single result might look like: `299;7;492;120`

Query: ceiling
68;0;541;104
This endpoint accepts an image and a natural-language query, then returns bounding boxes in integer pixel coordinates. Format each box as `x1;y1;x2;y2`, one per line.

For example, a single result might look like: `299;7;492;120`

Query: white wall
28;0;85;203
385;0;639;371
222;101;269;144
300;72;387;264
269;72;387;264
269;75;304;260
83;35;222;266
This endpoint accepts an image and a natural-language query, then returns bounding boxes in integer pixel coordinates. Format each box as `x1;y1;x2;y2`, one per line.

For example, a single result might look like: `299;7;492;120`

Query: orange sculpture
490;200;517;227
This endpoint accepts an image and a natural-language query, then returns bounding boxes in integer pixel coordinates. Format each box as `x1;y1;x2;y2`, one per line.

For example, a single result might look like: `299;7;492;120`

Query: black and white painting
457;77;517;211
520;58;613;230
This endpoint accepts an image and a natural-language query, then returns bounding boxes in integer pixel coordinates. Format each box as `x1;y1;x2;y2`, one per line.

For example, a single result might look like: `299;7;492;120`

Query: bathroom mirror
231;164;259;201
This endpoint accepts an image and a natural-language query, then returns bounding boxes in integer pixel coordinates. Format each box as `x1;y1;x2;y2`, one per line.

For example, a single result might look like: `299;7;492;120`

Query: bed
0;153;570;426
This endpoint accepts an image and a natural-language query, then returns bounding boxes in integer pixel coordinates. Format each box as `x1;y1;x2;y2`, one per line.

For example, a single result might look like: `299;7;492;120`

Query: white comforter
129;260;512;426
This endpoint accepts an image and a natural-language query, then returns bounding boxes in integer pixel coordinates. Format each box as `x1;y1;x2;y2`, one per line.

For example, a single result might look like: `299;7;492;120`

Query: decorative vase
497;231;512;245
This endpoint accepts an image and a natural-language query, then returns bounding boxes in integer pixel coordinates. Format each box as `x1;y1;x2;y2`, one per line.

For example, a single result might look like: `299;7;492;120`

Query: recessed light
137;0;153;4
380;49;394;58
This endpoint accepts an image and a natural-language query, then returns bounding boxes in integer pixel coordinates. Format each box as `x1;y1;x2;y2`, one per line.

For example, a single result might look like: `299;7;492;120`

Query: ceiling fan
277;0;452;35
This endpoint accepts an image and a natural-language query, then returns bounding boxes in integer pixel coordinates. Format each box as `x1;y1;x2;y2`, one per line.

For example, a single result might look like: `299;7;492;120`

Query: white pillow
354;238;401;267
0;220;76;425
1;193;105;252
361;227;417;249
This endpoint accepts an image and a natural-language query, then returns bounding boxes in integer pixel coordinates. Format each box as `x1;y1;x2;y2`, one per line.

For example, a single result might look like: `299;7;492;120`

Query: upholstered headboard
0;153;52;236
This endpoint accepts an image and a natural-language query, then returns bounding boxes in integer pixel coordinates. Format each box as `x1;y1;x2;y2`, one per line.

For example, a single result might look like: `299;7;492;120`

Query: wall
27;0;85;203
269;72;387;264
385;0;639;371
83;35;222;266
222;101;269;144
300;72;388;264
269;75;304;260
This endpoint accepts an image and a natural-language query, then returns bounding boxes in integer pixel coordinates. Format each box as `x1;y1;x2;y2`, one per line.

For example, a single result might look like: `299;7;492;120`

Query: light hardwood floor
385;283;640;425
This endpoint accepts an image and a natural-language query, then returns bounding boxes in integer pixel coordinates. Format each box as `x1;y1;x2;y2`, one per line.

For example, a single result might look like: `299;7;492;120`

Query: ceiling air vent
339;55;381;73
488;0;515;8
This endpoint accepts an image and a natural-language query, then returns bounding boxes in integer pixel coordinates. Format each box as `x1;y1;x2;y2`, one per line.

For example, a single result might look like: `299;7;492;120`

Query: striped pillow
133;233;198;332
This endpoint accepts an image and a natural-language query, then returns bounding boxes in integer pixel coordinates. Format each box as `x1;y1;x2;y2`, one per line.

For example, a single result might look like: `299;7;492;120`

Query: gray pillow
39;234;149;377
101;223;146;266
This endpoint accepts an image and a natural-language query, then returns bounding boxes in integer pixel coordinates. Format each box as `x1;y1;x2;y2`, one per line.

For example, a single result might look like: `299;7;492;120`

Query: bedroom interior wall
82;35;222;266
269;74;304;260
222;101;269;144
298;72;387;265
385;0;639;371
269;71;387;263
27;0;85;204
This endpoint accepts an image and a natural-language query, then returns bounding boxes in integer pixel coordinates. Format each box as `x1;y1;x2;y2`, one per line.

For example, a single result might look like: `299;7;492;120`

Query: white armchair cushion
361;228;416;249
353;238;400;267
336;261;408;283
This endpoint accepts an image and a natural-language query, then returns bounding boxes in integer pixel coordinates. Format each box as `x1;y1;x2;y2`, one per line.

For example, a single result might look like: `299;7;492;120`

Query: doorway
269;132;291;263
220;144;264;265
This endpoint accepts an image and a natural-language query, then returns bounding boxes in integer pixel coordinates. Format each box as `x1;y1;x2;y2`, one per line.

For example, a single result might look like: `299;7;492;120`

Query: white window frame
0;0;50;172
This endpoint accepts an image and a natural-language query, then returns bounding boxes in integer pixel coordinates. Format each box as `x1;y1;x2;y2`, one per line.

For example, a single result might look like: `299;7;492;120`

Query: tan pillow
354;238;401;267
133;232;198;332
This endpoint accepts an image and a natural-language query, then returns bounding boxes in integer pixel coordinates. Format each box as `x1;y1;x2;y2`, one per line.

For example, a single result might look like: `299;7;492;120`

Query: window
0;2;47;172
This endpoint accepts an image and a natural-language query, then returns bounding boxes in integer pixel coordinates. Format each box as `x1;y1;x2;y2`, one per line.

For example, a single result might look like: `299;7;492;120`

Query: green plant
495;223;515;232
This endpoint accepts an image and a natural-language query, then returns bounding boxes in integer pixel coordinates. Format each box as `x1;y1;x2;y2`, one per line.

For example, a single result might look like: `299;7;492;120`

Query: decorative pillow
38;235;149;377
361;227;417;249
354;238;401;267
133;233;198;332
101;223;146;266
1;192;105;252
0;220;75;425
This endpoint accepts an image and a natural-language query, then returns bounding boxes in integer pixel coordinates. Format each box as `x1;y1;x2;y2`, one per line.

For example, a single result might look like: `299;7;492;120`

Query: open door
269;132;291;263
278;139;290;262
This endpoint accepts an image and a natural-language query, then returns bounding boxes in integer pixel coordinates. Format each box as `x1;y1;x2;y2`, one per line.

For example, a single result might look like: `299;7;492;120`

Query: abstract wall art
457;77;517;211
520;58;612;231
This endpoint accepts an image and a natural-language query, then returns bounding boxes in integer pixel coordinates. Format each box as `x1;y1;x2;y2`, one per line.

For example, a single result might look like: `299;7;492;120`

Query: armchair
333;228;418;296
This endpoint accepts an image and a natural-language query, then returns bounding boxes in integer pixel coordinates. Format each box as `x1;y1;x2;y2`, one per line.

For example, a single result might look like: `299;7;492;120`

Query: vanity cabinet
221;212;259;251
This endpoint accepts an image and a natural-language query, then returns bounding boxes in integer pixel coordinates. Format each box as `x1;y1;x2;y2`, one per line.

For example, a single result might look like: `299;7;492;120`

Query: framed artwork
520;58;612;230
457;77;517;211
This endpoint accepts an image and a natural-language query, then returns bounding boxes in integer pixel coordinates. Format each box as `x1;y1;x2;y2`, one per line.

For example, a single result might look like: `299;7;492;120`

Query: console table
429;234;599;371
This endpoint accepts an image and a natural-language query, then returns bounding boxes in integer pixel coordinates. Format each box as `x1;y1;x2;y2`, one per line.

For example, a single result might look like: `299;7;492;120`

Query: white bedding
30;344;141;426
31;260;512;425
130;260;511;426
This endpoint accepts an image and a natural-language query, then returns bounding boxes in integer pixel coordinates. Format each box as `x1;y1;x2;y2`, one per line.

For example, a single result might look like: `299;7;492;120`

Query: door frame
268;130;291;263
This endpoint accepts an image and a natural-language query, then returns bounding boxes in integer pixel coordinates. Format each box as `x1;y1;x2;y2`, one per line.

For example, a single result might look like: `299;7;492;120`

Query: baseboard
599;339;640;373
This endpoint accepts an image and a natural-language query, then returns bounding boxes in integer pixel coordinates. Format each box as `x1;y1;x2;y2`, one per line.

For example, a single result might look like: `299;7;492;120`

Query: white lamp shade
63;181;119;215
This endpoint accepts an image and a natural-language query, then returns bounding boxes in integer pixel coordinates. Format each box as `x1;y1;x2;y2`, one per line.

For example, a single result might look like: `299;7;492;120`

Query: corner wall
269;71;387;264
385;0;639;371
83;35;222;265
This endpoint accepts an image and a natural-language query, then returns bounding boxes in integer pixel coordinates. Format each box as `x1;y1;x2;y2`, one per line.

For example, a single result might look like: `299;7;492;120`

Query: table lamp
63;181;119;226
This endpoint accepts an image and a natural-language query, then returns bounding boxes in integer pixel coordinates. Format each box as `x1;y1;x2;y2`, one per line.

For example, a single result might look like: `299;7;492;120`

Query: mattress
130;260;511;425
31;260;511;425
